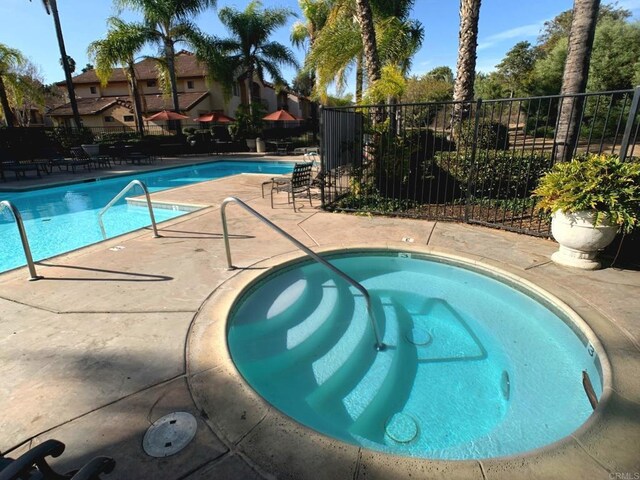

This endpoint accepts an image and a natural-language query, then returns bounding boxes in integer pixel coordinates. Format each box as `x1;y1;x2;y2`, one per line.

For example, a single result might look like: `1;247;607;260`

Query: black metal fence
320;88;640;237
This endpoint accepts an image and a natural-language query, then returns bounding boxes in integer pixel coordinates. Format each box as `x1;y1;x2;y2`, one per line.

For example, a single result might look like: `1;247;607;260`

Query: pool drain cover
143;412;197;457
385;412;418;443
405;326;432;346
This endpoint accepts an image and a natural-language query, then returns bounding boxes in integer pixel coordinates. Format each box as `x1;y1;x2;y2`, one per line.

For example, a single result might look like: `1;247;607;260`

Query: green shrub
533;153;640;233
455;120;510;151
434;150;552;199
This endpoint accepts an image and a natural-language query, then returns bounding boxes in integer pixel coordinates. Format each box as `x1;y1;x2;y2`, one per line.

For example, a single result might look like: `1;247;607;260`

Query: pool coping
0;155;298;193
186;242;639;479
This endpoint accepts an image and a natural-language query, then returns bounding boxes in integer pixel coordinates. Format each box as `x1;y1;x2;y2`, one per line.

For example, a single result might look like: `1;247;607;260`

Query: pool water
228;252;603;459
0;160;292;273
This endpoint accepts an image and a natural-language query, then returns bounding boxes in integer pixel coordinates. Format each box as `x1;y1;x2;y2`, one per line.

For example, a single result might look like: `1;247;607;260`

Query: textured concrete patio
0;170;638;479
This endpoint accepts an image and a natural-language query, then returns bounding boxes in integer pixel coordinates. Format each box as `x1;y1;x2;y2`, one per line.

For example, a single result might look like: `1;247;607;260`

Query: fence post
619;86;640;161
464;98;483;223
318;105;325;207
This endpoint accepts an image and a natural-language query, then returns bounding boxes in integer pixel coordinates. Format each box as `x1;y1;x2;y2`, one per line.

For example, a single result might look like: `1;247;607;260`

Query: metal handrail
98;180;160;240
220;196;386;351
0;200;42;281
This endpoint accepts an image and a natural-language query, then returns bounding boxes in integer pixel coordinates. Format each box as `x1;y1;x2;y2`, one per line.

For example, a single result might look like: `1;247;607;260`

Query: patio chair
0;149;42;181
270;161;314;212
70;147;111;170
63;148;91;173
0;439;115;479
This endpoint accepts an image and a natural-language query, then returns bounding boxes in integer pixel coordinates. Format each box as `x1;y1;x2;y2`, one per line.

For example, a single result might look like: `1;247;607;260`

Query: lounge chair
70;147;111;170
0;438;115;479
0;149;42;181
269;161;314;212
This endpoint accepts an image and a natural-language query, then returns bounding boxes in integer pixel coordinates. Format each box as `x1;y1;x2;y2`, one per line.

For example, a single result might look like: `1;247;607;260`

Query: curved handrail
98;180;160;240
0;200;42;281
220;196;386;351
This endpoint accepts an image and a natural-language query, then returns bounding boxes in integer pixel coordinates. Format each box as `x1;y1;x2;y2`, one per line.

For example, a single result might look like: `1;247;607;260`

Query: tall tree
217;1;298;114
115;0;217;116
88;17;151;136
0;43;26;128
291;0;331;90
354;0;381;86
31;0;82;128
554;0;600;162
452;0;482;111
307;0;422;102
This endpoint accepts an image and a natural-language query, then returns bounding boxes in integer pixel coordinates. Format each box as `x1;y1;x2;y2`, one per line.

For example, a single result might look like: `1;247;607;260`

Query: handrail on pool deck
220;196;387;352
0;200;42;281
98;180;161;240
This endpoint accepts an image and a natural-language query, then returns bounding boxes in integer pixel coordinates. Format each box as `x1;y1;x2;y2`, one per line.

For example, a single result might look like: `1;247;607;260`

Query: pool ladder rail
97;180;161;240
220;196;387;352
0;200;42;281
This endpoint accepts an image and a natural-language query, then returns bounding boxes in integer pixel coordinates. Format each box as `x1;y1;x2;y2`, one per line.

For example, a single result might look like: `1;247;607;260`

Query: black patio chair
270;161;314;212
0;439;115;480
0;149;42;181
70;147;111;170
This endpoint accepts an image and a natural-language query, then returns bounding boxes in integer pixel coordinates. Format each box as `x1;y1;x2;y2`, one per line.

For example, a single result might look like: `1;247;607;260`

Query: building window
187;80;194;90
123;115;134;122
147;80;157;87
90;86;97;94
104;116;114;123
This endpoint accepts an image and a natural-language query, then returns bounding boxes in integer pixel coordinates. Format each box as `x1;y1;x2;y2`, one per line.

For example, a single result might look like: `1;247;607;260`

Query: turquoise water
0;160;292;273
228;252;602;459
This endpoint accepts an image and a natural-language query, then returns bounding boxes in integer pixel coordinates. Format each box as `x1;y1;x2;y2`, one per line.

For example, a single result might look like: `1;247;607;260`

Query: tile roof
62;52;207;85
48;97;131;116
49;92;209;117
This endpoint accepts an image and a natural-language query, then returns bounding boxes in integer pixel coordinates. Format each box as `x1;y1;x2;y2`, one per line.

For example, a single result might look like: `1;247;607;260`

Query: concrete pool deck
0;170;639;479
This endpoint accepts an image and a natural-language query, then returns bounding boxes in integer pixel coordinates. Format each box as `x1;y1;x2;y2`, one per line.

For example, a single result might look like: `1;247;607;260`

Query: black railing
320;88;640;237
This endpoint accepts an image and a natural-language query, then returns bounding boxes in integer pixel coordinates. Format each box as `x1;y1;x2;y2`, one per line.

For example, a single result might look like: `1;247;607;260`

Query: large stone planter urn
550;210;618;270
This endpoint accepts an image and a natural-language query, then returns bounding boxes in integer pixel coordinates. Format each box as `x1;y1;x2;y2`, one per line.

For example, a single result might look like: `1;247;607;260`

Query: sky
1;0;639;92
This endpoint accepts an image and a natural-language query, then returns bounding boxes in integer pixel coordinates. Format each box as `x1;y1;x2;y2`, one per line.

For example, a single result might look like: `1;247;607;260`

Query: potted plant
533;153;640;269
235;102;265;151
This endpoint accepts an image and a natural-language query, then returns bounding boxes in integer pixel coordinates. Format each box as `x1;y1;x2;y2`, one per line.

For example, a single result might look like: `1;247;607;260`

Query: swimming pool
227;250;604;460
0;160;292;273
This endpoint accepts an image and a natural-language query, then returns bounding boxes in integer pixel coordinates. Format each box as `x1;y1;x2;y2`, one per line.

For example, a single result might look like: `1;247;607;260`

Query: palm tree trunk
355;52;364;104
554;0;600;162
0;75;15;128
245;67;254;116
163;37;182;135
127;61;145;137
354;0;381;86
49;0;81;129
453;0;482;119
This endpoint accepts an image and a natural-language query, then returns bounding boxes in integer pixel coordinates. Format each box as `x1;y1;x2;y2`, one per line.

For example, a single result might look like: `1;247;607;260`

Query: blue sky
1;0;639;91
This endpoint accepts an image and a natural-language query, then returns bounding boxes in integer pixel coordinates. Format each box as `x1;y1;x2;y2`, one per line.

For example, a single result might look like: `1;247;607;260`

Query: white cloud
477;21;545;51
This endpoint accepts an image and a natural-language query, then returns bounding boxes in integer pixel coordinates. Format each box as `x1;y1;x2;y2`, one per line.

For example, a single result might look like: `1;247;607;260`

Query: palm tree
217;1;299;114
114;0;217;115
452;0;482;110
31;0;82;128
0;43;25;128
307;0;422;102
354;0;381;87
554;0;601;162
291;0;331;89
88;18;150;136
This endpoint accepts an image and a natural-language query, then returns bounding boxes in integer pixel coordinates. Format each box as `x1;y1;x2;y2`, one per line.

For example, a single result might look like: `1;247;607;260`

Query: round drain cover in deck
143;412;197;457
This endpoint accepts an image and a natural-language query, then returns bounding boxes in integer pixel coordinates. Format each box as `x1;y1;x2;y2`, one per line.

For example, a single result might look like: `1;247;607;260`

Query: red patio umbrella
145;110;190;121
194;112;235;123
262;109;303;121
